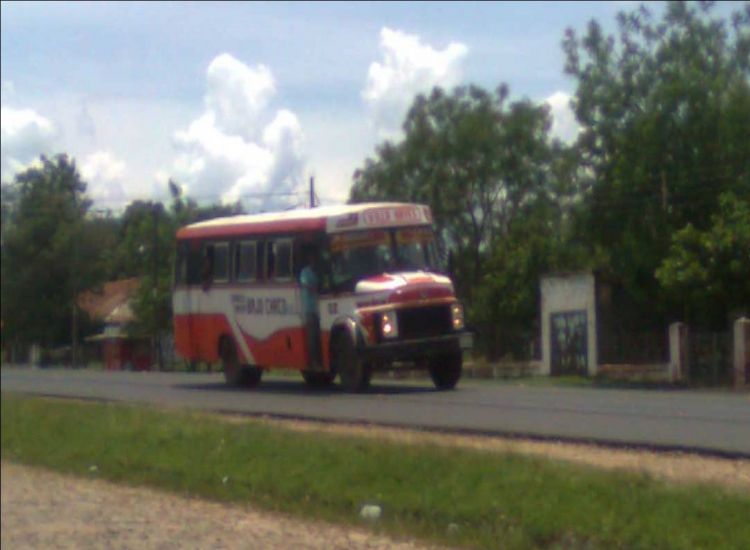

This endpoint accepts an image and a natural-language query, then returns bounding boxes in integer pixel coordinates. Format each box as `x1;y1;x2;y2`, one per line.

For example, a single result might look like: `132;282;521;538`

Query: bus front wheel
428;351;462;390
333;333;371;393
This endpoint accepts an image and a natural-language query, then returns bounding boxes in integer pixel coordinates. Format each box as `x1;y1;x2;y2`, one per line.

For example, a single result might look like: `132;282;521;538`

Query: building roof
78;278;140;324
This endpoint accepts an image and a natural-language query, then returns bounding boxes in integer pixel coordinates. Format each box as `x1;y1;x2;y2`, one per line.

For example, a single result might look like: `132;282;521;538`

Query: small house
79;278;151;371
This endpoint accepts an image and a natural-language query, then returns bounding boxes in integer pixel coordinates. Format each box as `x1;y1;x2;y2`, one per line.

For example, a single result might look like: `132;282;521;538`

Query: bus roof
176;202;433;240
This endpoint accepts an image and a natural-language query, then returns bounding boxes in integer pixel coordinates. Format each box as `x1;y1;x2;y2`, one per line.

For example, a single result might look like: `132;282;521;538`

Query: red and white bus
172;202;473;391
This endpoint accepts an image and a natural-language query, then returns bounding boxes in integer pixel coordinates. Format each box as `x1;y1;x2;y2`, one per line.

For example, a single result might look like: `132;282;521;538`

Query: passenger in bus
300;247;323;369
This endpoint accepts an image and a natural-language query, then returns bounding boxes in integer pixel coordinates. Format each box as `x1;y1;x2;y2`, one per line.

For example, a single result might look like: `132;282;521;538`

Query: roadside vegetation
3;393;748;550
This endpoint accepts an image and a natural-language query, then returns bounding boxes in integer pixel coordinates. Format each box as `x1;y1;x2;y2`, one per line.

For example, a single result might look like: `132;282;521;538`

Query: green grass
2;393;748;550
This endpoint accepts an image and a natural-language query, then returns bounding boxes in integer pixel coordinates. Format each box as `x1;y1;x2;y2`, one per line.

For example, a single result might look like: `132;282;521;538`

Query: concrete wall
541;272;598;376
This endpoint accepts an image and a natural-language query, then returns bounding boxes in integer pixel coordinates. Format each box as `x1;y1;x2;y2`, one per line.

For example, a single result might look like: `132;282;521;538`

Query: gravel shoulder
1;461;447;550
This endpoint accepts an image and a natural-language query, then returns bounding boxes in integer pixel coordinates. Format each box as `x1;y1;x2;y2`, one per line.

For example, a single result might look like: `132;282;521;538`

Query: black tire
221;337;262;388
240;366;263;388
333;333;371;393
301;371;335;389
428;351;462;390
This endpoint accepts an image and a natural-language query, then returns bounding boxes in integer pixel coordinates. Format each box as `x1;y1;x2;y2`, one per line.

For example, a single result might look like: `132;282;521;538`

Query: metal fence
473;325;540;362
598;328;669;365
689;329;733;385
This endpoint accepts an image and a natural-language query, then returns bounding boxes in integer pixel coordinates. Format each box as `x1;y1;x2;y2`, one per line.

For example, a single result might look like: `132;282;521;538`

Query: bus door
297;238;329;370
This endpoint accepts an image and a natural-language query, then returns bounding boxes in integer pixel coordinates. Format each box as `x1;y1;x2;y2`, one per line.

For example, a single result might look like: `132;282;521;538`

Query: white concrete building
540;272;598;376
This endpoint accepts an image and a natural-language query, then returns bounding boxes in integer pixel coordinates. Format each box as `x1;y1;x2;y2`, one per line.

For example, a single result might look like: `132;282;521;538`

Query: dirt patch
1;461;447;550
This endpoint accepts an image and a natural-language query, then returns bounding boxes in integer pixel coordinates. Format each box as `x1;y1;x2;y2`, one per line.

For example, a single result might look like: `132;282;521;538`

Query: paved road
2;368;749;456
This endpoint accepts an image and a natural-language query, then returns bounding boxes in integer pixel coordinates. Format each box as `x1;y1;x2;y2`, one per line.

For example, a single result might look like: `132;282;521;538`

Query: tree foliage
348;85;592;357
350;85;564;304
124;180;243;364
1;155;109;351
563;0;750;320
656;192;750;328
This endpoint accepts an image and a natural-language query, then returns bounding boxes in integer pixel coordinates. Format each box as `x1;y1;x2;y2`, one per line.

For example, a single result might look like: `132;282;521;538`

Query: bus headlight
380;310;399;339
451;302;465;330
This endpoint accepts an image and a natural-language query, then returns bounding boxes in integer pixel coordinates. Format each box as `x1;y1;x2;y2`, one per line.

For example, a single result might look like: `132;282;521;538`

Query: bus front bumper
360;332;473;363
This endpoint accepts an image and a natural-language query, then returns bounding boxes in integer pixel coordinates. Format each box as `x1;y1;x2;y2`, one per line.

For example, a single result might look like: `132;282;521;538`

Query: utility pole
310;176;315;208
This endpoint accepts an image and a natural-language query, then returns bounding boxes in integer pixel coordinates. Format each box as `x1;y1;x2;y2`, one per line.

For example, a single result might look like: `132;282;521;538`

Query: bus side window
235;241;257;282
274;240;292;281
174;242;188;286
212;242;230;283
186;241;203;286
264;239;292;281
202;244;215;288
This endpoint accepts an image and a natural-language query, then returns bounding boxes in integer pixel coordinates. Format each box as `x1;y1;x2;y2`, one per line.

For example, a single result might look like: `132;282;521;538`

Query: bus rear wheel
428;351;462;390
221;337;262;388
333;333;371;393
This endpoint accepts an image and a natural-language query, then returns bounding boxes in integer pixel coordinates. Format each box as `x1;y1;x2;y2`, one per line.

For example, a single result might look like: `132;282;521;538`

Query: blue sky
0;1;709;211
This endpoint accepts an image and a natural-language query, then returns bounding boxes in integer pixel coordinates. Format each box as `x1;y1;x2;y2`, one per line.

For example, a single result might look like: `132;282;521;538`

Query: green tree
656;192;750;328
349;85;586;358
1;183;19;245
563;0;750;323
117;180;243;369
350;85;559;304
0;154;107;362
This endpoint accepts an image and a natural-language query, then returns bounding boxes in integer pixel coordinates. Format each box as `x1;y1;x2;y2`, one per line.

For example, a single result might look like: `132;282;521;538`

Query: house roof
78;278;141;323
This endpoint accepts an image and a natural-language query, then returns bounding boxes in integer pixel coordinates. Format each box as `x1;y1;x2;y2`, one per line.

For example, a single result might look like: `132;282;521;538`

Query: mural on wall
550;310;588;375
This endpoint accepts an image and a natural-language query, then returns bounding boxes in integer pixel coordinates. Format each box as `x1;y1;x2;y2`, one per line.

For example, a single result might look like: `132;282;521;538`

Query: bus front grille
396;304;453;340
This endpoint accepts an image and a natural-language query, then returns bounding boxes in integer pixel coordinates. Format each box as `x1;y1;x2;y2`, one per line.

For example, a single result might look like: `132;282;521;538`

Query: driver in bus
300;246;323;369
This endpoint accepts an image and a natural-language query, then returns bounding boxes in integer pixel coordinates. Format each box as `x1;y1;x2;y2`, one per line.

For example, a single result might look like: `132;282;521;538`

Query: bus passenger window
213;243;230;283
186;241;203;286
174;243;188;286
265;240;292;281
275;241;292;280
236;241;257;282
202;245;215;288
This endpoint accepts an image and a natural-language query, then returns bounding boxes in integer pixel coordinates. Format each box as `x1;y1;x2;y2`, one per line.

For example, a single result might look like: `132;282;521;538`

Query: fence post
734;317;750;389
669;323;687;383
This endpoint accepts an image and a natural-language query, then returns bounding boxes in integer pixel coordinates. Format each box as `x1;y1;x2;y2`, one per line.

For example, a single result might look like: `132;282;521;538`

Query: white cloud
362;28;468;139
205;54;275;140
170;53;306;211
0;105;58;181
80;150;128;206
545;91;580;143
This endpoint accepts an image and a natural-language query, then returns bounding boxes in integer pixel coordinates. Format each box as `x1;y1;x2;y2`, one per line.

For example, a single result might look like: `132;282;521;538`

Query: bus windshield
329;227;441;290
